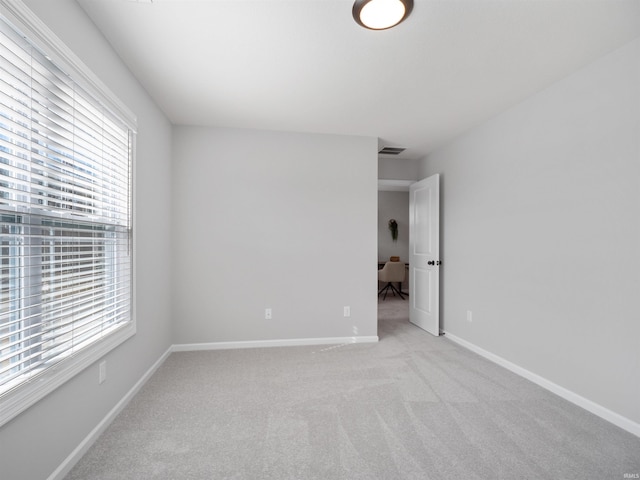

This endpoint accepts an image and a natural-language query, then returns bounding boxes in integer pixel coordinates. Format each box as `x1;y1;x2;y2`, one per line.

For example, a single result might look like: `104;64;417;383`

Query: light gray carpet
65;297;640;479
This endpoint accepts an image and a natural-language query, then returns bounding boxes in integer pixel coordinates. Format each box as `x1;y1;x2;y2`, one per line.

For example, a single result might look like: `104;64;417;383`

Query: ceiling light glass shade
353;0;413;30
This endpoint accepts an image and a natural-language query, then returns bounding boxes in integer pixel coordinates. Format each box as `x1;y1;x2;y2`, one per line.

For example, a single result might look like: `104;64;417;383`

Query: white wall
171;127;378;343
379;157;419;181
378;191;409;263
0;2;174;479
377;157;418;264
419;38;640;426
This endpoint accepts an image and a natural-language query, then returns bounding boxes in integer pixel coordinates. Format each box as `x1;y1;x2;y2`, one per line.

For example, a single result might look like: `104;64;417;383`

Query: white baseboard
47;346;173;480
172;335;379;352
444;331;640;438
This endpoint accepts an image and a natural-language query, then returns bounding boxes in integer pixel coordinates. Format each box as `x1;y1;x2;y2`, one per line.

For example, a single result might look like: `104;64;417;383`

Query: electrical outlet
352;326;359;335
467;310;473;323
265;308;272;320
99;360;107;384
343;306;351;317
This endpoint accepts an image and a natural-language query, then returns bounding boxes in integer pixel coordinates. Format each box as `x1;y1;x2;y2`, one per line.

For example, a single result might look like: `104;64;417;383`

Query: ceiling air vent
378;146;406;155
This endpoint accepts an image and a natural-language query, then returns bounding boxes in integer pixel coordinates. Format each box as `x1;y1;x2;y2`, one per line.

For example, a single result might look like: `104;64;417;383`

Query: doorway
377;175;441;337
377;180;412;339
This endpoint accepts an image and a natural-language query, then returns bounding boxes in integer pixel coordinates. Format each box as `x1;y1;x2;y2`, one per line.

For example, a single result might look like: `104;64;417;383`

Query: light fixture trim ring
352;0;414;30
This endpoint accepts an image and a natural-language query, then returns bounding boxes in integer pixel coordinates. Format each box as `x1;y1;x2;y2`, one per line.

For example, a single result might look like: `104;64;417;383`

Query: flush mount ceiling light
352;0;413;30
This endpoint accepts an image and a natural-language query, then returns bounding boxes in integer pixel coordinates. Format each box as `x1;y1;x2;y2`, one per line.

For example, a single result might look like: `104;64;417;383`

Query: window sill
0;321;135;428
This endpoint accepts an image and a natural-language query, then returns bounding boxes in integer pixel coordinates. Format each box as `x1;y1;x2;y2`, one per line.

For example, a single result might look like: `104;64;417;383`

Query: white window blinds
0;15;133;399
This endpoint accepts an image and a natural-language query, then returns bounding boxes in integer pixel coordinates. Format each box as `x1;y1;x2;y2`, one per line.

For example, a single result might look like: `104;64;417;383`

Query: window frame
0;0;137;428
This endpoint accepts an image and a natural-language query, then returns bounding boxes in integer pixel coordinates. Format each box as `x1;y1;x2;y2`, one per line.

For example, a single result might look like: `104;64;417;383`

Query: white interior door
409;174;440;336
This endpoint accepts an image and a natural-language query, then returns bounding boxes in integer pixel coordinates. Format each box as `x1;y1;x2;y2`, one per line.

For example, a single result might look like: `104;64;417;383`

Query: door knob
428;260;435;265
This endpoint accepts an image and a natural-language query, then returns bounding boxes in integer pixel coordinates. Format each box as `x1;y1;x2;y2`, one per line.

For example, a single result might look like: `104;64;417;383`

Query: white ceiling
76;0;640;160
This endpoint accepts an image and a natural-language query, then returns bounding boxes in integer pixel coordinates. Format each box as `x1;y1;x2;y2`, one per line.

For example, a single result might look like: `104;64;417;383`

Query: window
0;2;135;426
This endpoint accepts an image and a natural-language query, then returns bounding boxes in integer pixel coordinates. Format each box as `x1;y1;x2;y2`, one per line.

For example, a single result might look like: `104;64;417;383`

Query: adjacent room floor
64;296;640;479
